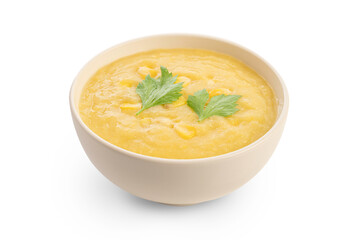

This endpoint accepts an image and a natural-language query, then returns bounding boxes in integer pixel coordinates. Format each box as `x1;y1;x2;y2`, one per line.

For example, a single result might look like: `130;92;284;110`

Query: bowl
69;34;289;205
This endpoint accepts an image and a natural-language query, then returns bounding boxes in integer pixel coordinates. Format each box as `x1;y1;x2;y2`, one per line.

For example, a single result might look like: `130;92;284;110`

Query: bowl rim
70;33;289;164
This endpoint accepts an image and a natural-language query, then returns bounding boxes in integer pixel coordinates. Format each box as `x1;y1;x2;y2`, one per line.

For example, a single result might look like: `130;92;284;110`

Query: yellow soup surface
79;49;278;159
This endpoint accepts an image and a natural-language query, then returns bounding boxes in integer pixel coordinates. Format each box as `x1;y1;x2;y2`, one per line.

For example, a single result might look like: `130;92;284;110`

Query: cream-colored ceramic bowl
70;34;289;205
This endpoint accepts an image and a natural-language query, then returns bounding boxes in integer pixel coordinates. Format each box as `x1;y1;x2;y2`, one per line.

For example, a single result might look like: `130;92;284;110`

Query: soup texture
79;49;277;159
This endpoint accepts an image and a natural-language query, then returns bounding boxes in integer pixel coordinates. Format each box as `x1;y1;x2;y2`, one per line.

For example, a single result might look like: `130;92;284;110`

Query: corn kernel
175;76;191;87
137;66;158;78
119;79;137;88
209;88;231;97
171;95;187;107
174;124;196;139
120;103;141;110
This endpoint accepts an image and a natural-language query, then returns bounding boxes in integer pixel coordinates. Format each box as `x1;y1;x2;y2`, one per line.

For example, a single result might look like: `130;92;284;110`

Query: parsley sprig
187;89;241;121
136;66;183;115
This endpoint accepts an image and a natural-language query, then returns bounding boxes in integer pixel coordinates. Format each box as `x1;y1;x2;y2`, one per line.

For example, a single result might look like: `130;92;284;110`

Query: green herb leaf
186;89;210;117
187;89;241;121
136;66;183;115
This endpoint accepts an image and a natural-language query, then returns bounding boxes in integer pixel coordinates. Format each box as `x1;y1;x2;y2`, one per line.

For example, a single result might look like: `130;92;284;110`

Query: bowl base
161;203;199;206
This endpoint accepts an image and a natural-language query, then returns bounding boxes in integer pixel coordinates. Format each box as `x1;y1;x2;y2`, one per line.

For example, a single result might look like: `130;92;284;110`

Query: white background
1;0;360;239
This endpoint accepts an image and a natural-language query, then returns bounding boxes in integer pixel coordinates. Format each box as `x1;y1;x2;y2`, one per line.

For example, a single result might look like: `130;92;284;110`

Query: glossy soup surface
79;49;278;159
